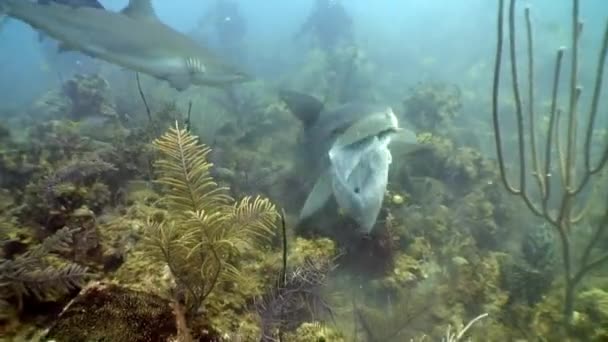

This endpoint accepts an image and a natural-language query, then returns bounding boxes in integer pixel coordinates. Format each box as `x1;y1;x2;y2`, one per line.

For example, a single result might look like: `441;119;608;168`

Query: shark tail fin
279;89;324;128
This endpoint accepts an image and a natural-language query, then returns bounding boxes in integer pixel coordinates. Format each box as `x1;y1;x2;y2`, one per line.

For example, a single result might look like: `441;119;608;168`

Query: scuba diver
295;0;354;51
192;0;247;64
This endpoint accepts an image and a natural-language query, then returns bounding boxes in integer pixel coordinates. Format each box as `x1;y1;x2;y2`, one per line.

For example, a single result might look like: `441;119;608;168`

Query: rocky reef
0;61;606;342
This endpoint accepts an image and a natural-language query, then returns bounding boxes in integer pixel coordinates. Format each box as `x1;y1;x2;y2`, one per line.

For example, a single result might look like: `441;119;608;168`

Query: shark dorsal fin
121;0;158;22
279;90;324;128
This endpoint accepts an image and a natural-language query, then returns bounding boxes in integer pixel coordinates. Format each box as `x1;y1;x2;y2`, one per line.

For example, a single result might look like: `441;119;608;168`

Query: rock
391;194;405;205
44;282;177;342
102;248;124;272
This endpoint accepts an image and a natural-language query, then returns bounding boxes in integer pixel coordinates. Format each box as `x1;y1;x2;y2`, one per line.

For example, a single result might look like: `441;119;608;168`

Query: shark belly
84;48;186;80
329;135;392;234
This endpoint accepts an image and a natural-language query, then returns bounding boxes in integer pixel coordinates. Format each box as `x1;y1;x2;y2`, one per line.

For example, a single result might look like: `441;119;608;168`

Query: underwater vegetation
1;0;608;341
0;65;606;342
0;227;90;320
492;0;608;337
144;123;278;318
255;254;337;341
402;82;462;133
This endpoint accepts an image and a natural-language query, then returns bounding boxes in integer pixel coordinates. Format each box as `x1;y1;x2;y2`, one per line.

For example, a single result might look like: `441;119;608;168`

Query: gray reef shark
37;0;104;10
280;90;418;234
0;0;251;90
36;0;105;43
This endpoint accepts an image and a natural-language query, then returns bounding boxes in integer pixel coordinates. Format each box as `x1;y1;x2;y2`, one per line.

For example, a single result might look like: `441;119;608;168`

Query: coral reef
43;282;205;342
285;321;345;342
32;73;117;122
256;255;337;341
404;133;497;195
0;6;605;337
402;82;462;132
19;151;116;231
574;288;608;341
61;74;117;121
0;227;90;320
501;223;556;306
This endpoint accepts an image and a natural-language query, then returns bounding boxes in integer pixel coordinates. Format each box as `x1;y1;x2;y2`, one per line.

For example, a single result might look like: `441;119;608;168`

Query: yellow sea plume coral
144;122;278;315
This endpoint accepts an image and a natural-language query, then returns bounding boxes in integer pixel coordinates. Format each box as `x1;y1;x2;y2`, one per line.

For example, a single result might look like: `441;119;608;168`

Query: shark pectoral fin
166;74;191;91
121;0;159;22
390;128;417;145
389;128;428;155
299;170;333;222
278;89;324;127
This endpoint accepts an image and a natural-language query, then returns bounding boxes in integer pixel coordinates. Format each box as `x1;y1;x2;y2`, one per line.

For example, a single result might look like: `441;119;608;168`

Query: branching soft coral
255;256;337;341
143;122;278;317
0;227;90;318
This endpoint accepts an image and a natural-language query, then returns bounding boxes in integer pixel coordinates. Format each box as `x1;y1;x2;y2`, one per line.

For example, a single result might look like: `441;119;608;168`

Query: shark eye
354;187;360;194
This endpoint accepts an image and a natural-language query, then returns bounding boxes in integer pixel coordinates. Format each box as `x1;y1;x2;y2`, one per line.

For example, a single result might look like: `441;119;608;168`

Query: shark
0;0;251;90
35;0;105;43
280;90;418;234
37;0;104;10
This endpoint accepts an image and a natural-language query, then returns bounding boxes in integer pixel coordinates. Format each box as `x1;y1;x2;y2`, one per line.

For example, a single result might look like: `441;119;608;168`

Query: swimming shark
0;0;251;90
280;90;418;234
38;0;104;10
36;0;105;43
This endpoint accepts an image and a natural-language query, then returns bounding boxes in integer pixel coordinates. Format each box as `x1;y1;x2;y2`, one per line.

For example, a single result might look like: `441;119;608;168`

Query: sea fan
144;122;278;315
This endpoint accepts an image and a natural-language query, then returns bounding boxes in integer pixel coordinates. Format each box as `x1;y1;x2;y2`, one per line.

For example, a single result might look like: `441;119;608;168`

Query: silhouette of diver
194;0;247;62
296;0;354;51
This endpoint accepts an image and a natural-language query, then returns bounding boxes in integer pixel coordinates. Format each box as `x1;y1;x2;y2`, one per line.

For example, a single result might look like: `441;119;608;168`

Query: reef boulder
44;282;177;342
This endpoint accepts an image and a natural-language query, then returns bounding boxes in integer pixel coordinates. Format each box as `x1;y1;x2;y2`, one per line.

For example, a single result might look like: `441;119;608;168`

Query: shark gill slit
186;57;205;74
